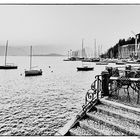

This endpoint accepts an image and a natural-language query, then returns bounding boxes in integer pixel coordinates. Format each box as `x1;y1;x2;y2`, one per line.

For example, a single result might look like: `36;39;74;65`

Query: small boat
77;39;94;71
82;58;100;62
0;40;18;69
91;58;100;62
116;62;126;65
106;59;118;63
96;61;108;65
25;46;42;76
63;59;70;61
77;66;94;71
116;60;126;65
25;69;42;76
126;59;137;64
0;65;17;69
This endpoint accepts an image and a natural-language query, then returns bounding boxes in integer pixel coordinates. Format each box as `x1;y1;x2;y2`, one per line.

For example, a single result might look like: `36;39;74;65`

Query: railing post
96;75;99;100
101;70;109;97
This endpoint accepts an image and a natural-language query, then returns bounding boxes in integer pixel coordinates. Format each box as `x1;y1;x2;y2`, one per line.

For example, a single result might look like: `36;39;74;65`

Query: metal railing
82;75;102;112
107;66;140;104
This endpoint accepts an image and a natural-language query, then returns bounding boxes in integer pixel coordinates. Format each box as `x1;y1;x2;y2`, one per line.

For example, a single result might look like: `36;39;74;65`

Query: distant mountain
33;53;65;56
0;46;66;56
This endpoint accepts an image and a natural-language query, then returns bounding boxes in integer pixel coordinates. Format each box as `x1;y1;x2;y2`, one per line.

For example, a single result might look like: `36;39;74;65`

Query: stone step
79;118;126;136
69;126;93;136
100;98;140;116
87;110;140;136
95;104;140;126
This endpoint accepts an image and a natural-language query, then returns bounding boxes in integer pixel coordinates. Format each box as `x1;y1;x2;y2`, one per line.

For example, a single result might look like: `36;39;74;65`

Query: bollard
101;70;110;97
125;65;131;77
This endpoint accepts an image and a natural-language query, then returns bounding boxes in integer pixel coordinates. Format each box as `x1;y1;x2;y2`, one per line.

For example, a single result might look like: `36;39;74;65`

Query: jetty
56;64;140;136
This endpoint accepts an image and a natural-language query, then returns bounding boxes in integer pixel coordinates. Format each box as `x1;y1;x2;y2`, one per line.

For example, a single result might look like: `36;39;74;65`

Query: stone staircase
66;98;140;136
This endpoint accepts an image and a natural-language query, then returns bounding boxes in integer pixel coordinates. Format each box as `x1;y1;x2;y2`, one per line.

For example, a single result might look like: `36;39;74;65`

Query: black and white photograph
0;2;140;137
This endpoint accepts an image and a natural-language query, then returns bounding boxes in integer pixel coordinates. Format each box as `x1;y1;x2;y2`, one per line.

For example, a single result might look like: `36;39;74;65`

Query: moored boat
25;46;43;77
77;66;94;71
126;60;137;64
116;60;126;65
0;40;18;69
77;39;94;71
0;65;17;69
25;69;42;76
96;61;108;65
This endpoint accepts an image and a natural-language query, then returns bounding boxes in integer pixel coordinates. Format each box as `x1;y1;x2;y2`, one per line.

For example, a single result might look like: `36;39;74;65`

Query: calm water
0;56;107;136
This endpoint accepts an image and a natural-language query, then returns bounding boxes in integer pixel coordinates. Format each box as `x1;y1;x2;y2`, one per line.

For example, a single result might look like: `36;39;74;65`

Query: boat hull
25;70;42;76
77;67;94;71
96;62;108;65
116;62;125;65
0;65;18;69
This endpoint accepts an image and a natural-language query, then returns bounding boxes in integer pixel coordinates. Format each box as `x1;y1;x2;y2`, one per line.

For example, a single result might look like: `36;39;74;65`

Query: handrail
82;75;102;111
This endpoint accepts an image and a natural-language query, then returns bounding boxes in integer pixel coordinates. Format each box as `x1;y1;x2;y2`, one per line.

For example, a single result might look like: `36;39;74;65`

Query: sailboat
25;46;42;76
0;40;18;69
90;39;100;62
96;43;108;65
77;39;94;71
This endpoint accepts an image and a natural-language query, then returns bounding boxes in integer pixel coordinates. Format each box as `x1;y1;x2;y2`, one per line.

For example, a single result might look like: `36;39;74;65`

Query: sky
0;4;140;55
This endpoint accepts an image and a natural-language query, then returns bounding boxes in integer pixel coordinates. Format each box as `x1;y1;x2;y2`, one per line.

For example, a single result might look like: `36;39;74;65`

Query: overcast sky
0;5;140;54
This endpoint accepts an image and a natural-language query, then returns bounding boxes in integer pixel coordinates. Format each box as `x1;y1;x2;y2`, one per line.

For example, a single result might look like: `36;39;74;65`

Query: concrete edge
55;116;77;136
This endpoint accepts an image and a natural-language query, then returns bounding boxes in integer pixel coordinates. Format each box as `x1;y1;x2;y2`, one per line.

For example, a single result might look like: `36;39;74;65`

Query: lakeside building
118;44;140;59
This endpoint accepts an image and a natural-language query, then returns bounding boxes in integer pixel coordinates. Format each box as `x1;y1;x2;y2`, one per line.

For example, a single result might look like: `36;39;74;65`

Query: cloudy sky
0;4;140;54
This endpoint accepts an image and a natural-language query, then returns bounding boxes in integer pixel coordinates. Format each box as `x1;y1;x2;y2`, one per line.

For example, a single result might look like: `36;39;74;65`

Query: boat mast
98;45;100;58
30;46;32;70
68;51;69;59
94;39;96;58
5;40;8;66
82;39;84;67
101;45;102;55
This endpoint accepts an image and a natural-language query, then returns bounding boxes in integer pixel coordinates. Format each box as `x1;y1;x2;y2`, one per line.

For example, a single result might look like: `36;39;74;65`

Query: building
118;44;140;59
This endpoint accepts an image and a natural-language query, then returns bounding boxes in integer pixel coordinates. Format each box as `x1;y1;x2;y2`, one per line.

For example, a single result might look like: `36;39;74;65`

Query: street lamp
131;31;138;57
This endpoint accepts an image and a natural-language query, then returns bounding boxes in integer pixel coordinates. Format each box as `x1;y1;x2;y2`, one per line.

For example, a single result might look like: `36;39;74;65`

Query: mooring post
101;70;109;97
125;65;131;77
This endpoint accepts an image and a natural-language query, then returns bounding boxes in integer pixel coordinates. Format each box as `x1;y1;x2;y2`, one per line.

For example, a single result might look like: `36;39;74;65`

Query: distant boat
82;58;100;62
96;61;108;65
116;60;126;65
126;59;137;64
0;40;18;69
77;39;94;71
77;66;94;71
91;58;100;62
107;59;118;63
25;46;42;76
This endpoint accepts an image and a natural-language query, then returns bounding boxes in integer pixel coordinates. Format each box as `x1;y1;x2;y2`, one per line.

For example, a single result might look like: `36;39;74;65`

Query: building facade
118;44;140;59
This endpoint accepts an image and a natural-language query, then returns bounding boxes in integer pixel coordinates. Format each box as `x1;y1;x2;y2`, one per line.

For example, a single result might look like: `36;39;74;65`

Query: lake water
0;56;107;136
